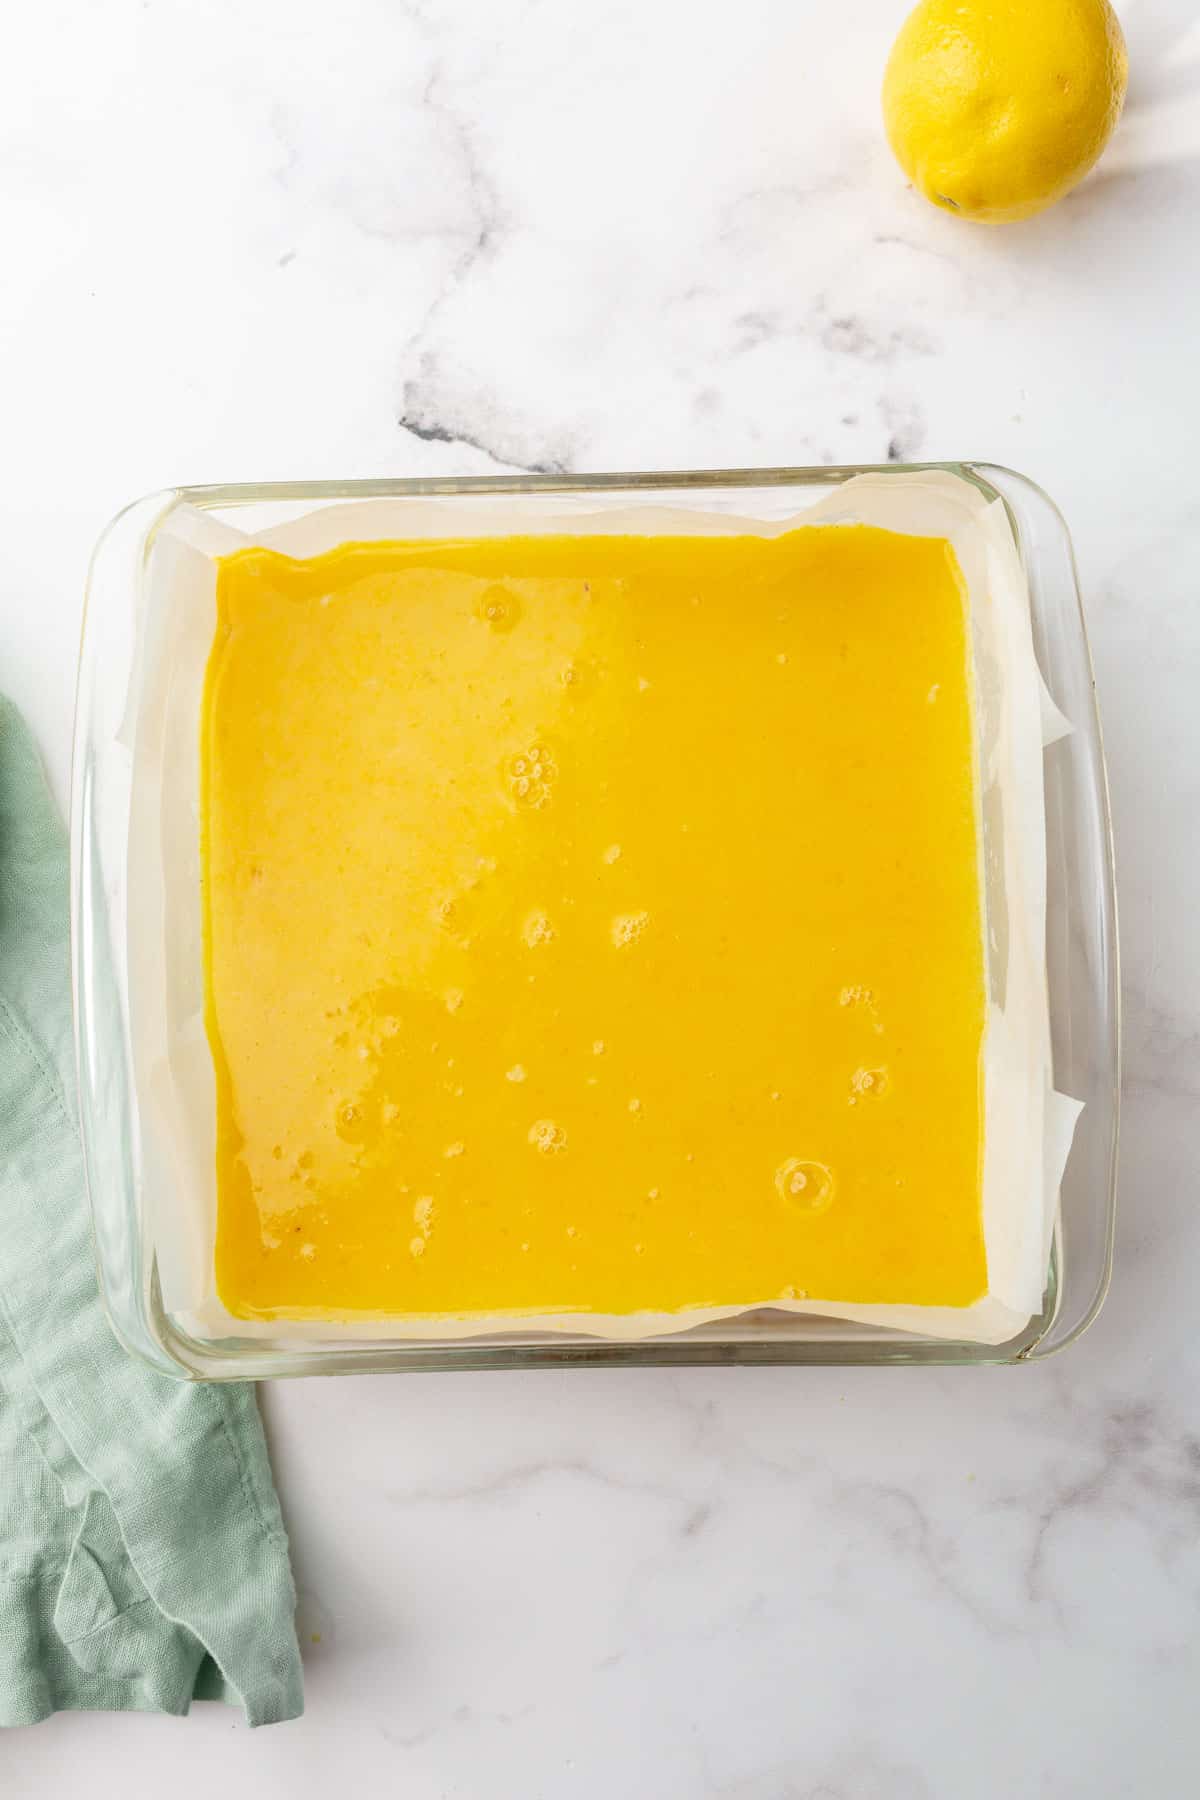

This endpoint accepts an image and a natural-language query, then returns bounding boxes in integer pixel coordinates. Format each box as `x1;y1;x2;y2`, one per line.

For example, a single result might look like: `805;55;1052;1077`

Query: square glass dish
72;465;1119;1378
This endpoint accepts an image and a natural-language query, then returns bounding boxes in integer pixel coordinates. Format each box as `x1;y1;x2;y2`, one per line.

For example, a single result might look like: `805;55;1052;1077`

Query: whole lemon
882;0;1128;222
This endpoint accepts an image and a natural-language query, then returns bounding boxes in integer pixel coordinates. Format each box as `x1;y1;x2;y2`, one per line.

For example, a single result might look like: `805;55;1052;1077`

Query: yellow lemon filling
201;527;986;1321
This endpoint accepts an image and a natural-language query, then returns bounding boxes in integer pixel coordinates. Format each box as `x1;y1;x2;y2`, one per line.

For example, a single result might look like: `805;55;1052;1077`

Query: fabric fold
0;697;303;1728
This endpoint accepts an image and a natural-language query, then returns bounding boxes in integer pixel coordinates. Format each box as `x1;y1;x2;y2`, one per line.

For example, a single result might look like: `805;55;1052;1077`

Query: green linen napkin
0;696;303;1728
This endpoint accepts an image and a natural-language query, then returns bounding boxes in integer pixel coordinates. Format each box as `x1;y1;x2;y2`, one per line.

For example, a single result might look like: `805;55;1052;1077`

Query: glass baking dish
71;464;1118;1378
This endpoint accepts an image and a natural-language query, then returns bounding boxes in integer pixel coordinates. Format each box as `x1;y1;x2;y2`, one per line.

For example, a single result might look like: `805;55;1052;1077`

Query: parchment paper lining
126;473;1081;1349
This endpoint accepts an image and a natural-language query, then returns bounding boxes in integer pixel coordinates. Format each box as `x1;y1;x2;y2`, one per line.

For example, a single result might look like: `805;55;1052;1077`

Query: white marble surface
4;0;1199;1791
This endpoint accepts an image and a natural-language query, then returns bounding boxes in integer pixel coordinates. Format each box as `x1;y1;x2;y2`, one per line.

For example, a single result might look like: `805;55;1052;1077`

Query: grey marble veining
3;0;1199;1792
